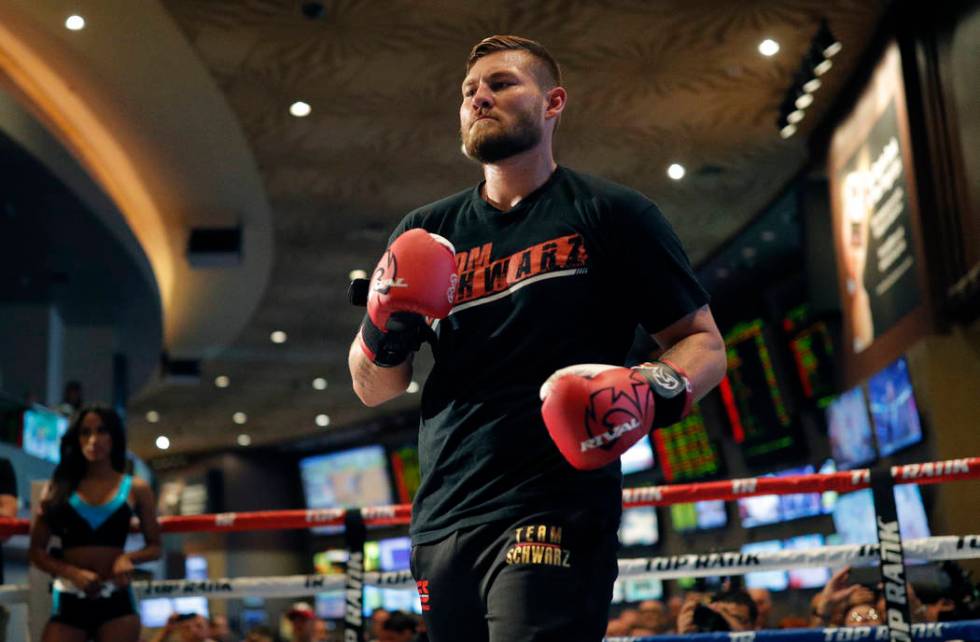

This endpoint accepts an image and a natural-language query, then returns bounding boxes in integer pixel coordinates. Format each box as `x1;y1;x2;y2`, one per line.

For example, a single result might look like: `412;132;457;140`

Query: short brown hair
466;35;562;89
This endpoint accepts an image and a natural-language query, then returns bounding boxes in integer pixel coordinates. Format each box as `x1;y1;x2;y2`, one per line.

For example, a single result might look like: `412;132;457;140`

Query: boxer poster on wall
829;43;931;386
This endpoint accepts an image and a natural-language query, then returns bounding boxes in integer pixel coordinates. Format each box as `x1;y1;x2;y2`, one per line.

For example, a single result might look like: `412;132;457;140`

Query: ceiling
10;0;891;456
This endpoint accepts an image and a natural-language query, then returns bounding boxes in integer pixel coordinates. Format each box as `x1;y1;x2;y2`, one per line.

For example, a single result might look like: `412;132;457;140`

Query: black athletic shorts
411;506;620;642
50;585;138;636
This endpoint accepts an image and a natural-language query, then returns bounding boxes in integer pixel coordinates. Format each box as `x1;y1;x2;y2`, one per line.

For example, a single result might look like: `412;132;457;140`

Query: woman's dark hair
42;405;127;513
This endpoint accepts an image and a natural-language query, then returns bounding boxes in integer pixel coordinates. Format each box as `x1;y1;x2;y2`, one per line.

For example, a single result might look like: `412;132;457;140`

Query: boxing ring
0;456;977;641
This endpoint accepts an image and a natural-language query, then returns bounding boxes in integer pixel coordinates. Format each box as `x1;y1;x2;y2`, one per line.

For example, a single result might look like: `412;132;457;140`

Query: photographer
677;589;757;633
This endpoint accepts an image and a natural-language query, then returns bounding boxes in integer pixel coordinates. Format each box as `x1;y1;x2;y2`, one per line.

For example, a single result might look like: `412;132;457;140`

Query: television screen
867;357;923;457
784;534;831;589
651;410;721;482
363;586;422;617
300;445;393;533
619;506;659;546
826;387;877;469
22;406;68;463
389;445;422;503
315;592;346;619
621;436;655;475
833;486;930;545
140;597;209;627
784;309;837;408
622;576;664;602
378;537;412;572
185;555;208;580
738;466;822;528
671;501;726;533
741;540;788;591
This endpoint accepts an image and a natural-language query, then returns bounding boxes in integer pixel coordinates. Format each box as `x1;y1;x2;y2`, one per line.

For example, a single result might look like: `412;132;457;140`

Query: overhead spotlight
315;414;331;427
289;101;312;117
215;375;230;388
312;377;328;390
780;123;798;139
794;91;814;110
758;39;780;57
667;163;686;180
271;330;287;344
814;58;833;76
815;20;842;58
237;434;252;446
233;412;248;425
155;435;170;450
787;109;805;124
146;410;160;423
65;15;85;31
802;77;822;94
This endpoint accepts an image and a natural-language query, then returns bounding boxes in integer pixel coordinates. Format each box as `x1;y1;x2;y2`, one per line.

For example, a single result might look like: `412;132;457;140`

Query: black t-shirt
389;166;709;544
0;458;16;584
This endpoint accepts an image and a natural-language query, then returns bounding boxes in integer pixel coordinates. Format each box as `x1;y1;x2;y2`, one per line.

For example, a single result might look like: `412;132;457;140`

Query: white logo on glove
580;418;642;452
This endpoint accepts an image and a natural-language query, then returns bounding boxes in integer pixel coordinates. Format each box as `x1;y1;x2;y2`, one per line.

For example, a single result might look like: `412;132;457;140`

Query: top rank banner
828;43;931;386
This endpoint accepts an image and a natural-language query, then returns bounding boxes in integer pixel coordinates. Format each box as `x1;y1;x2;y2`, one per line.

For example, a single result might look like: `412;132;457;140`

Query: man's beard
460;107;542;163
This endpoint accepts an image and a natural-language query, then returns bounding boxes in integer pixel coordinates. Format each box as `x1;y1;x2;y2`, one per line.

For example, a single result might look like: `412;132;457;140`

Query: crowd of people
605;563;980;636
142;605;426;642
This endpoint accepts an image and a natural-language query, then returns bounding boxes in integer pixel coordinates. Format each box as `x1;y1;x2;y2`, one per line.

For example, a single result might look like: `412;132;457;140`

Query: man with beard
348;35;725;642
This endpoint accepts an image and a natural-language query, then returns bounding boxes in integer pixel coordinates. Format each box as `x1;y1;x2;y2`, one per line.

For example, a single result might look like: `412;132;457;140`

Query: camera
692;603;731;632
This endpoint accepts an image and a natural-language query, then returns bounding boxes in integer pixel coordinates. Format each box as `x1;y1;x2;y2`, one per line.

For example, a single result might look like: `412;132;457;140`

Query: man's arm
651;304;726;401
349;339;413;407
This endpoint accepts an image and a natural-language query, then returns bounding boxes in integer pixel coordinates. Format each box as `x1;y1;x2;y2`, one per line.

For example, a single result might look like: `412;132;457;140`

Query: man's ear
545;86;567;120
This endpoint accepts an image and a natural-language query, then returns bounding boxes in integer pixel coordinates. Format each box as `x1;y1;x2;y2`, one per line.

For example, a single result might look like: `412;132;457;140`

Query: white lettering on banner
851;470;870;485
913;623;943;638
345;551;363;639
729;632;755;642
878;516;911;642
142;580;233;595
900;459;969;480
214;513;236;527
876;226;908;274
305;575;327;589
362;506;396;520
580;418;642;452
867;137;903;210
306;509;343;523
732;479;757;494
869;185;904;240
624;487;663;503
957;535;980;551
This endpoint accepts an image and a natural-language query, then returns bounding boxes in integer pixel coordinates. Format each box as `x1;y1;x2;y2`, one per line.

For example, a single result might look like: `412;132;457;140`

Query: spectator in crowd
286;602;318;642
378;611;417;642
59;381;84;415
604;618;629;637
665;595;684;632
209;614;234;642
747;588;771;629
366;609;389;642
810;566;874;627
149;613;217;642
243;625;275;642
677;589;757;633
0;457;16;642
844;603;880;627
313;618;329;642
636;599;669;634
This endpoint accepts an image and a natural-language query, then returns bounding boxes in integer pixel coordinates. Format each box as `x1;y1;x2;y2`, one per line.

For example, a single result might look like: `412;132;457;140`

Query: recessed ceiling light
65;15;86;31
215;375;230;388
814;59;833;76
146;410;160;423
667;163;686;180
780;123;798;139
758;39;780;57
289;101;312;117
233;412;248;425
237;434;252;446
155;435;170;450
716;268;729;279
823;41;842;58
787;109;805;124
349;269;368;281
802;77;822;94
794;93;814;110
761;230;776;242
407;381;421;394
315;414;330;427
270;331;287;344
312;377;328;390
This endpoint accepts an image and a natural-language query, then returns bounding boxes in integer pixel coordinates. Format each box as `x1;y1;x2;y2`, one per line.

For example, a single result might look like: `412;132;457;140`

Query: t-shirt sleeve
0;458;16;497
603;201;710;334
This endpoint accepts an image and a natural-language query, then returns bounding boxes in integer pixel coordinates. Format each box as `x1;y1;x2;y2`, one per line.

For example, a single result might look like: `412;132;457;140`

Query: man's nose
470;83;493;110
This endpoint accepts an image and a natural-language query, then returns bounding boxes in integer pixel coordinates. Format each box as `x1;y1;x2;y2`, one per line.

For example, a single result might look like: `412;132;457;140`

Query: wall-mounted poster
829;43;931;386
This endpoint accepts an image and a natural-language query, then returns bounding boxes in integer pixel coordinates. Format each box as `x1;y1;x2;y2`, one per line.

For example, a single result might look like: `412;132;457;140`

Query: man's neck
481;146;556;212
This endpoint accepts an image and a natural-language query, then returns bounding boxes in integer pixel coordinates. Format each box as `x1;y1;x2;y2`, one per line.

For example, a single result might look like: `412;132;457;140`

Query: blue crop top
50;475;135;550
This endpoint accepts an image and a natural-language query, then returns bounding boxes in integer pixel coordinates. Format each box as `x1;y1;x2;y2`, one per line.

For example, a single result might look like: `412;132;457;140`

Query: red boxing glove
539;361;692;471
358;229;459;367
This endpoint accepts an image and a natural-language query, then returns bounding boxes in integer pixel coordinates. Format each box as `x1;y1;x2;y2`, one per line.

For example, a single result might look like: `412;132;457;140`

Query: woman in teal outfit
30;405;161;642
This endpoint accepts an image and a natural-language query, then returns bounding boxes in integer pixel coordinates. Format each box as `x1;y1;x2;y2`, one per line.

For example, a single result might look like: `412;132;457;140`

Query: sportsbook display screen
619;506;659;546
22;406;69;463
722;320;797;464
670;500;727;533
867;357;923;456
737;466;823;528
741;540;788;591
783;306;837;408
826;387;877;469
650;410;721;482
621;435;655;475
300;445;393;534
832;485;930;544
